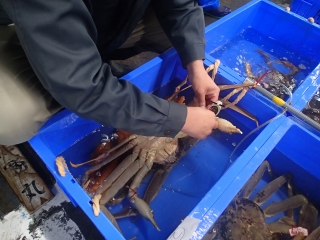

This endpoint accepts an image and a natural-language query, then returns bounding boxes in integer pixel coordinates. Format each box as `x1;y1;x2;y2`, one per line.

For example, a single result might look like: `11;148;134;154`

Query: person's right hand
181;106;218;139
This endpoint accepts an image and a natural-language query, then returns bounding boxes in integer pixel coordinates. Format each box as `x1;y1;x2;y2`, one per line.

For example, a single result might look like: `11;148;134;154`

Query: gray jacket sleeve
0;0;187;138
152;0;206;67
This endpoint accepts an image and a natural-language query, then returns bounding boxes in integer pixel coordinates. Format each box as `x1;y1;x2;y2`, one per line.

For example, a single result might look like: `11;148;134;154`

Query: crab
207;161;319;240
302;89;320;124
244;49;300;100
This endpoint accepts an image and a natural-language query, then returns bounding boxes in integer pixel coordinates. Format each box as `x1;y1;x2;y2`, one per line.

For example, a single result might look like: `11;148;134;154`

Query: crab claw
216;117;242;134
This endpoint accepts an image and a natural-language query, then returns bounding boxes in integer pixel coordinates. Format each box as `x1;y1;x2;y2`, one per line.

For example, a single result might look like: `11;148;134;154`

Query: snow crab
245;49;300;100
302;89;320;124
205;161;319;240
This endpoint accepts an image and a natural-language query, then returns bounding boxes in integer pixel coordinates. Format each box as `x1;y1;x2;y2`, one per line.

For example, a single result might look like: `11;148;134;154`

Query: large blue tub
29;49;284;240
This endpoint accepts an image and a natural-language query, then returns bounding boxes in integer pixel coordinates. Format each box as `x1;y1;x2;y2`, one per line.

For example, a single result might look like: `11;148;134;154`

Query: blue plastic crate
29;48;284;240
204;0;320;107
192;117;320;239
291;0;320;24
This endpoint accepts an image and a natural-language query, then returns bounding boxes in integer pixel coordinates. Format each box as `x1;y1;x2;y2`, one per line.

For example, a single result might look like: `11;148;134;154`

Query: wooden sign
0;145;53;213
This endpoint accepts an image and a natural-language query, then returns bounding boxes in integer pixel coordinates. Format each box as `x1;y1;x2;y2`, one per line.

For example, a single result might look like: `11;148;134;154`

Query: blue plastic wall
291;0;320;24
204;0;320;107
192;117;320;239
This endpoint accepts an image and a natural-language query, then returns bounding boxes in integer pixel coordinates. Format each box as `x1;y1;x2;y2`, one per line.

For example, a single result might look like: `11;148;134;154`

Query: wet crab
206;161;319;240
302;89;320;124
245;49;300;100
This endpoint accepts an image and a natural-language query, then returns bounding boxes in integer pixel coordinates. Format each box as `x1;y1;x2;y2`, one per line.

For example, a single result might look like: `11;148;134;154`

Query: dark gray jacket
0;0;205;138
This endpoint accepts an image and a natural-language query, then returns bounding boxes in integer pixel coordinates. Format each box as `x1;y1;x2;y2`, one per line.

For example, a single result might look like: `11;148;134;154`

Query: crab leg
267;222;292;234
143;168;172;204
115;168;173;219
206;59;220;80
264;194;308;217
100;205;122;233
245;62;257;80
254;173;292;205
221;87;245;105
81;142;137;187
128;148;160;231
107;187;128;205
278;216;296;226
256;49;274;69
94;150;140;196
306;225;320;239
98;151;144;203
243;161;272;199
286;176;295;218
276;60;300;77
113;208;138;220
298;202;318;233
257;49;300;77
114;167;174;221
218;83;259;126
167;77;189;101
218;83;256;91
71;134;138;168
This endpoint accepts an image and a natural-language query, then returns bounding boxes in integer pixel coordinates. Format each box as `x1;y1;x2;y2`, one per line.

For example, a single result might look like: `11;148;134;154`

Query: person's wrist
186;60;204;78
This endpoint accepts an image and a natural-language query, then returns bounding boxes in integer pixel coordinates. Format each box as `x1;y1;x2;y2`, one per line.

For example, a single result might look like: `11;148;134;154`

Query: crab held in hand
216;116;242;134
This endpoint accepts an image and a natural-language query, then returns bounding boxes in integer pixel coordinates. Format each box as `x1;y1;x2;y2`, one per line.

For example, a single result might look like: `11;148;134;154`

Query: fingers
211;91;219;102
182;107;219;139
195;93;206;108
206;93;219;103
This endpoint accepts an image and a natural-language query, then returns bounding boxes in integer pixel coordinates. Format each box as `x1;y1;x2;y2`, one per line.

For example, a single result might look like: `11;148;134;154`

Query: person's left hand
186;60;220;108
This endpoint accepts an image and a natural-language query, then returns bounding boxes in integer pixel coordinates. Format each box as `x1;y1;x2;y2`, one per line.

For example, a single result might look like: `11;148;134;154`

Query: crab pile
245;49;300;100
204;161;320;240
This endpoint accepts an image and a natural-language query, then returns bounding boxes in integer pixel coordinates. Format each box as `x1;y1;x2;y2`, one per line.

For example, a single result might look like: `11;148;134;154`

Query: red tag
289;227;308;237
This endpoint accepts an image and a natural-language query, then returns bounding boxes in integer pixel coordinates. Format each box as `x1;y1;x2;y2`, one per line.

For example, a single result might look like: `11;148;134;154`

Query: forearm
152;0;206;67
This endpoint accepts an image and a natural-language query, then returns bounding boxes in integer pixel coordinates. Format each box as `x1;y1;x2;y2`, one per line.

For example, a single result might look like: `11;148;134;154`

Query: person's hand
186;60;220;108
181;106;218;139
